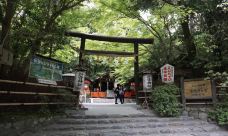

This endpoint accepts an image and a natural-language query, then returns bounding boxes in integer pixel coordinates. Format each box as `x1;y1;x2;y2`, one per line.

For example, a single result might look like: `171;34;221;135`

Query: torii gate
65;31;154;104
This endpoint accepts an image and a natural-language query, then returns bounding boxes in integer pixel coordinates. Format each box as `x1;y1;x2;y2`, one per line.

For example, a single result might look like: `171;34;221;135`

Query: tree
1;0;85;79
0;0;18;49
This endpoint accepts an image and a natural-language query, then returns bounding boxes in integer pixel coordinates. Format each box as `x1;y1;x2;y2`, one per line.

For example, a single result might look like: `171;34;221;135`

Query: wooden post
134;42;139;105
180;76;186;109
79;38;85;66
211;79;217;105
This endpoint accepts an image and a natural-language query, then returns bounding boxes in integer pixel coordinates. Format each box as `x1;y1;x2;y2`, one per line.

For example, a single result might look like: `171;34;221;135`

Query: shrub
209;94;228;125
150;84;182;117
206;70;228;125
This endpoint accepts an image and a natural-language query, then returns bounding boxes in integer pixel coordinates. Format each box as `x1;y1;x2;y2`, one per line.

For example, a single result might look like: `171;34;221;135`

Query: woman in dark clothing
114;84;121;104
119;85;125;104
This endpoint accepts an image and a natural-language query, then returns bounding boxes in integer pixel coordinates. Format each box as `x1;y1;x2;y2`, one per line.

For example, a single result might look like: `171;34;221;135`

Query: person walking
114;84;121;104
119;85;125;104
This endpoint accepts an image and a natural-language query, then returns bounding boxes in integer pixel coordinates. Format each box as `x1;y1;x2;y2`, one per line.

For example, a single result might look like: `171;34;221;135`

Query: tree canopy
0;0;227;83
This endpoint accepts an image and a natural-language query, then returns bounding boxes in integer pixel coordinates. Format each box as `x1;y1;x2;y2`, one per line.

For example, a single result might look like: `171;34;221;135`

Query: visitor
119;85;125;104
114;84;121;104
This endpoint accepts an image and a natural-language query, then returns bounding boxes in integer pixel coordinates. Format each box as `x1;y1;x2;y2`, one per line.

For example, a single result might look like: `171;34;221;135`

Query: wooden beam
134;42;139;104
84;50;135;57
65;31;154;44
180;77;186;109
0;79;73;90
0;91;77;97
0;102;76;106
211;80;217;106
79;38;85;66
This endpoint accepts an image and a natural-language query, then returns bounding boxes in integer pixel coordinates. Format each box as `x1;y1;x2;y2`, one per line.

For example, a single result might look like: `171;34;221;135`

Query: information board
29;55;63;81
184;80;212;99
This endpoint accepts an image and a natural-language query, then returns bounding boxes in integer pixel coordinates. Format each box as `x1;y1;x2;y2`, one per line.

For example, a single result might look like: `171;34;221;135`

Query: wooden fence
0;79;79;111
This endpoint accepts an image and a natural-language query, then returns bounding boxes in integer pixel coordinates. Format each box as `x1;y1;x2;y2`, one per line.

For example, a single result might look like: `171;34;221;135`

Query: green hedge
150;84;182;117
209;95;228;125
206;71;228;125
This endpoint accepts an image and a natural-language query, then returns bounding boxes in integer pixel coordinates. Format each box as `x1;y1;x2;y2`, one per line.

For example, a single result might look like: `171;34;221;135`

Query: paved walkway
87;98;136;104
83;103;150;115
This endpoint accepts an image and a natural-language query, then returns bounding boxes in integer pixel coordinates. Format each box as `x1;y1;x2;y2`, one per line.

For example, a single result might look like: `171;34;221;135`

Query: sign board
29;55;63;81
74;70;85;92
0;48;13;66
143;74;152;90
184;80;212;99
160;64;174;83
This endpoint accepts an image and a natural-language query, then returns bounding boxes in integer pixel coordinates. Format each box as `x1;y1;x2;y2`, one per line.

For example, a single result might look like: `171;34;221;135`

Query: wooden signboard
29;55;63;81
160;64;174;83
184;80;212;99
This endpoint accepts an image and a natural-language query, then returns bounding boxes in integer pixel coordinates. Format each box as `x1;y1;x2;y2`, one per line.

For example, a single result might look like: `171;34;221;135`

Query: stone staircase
21;110;228;136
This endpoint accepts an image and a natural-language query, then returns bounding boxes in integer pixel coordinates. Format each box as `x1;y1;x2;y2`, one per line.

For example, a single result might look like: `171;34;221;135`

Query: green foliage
206;70;228;86
1;0;227;81
209;103;228;125
150;84;182;117
206;70;228;125
112;58;134;84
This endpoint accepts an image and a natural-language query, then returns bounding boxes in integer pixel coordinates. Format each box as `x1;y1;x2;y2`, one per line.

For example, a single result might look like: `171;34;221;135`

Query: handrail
0;102;75;106
0;90;77;97
0;79;73;90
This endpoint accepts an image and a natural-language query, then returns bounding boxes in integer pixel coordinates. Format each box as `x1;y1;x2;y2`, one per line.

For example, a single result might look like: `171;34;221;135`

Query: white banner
143;74;152;90
74;70;85;92
160;64;174;83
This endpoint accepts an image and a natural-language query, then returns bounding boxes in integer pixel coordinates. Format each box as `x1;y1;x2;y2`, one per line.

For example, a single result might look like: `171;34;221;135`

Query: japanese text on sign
184;80;212;98
29;55;63;81
160;64;174;83
74;71;85;92
143;74;152;90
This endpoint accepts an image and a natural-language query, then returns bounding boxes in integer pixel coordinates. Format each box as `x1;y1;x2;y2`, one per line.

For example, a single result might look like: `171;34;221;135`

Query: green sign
29;55;63;81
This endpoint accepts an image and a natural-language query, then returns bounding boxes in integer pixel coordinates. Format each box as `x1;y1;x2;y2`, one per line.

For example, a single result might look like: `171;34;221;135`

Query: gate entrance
65;31;153;104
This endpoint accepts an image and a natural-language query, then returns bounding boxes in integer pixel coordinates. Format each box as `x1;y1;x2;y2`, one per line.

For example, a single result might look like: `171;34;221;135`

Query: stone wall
185;104;214;121
0;116;53;136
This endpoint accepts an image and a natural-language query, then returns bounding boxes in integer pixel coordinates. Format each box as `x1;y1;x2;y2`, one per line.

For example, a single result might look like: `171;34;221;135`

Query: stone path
89;98;135;104
18;103;228;136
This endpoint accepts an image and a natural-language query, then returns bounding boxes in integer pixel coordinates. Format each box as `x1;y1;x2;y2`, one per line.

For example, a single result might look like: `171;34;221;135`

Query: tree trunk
0;1;17;79
181;16;196;60
21;39;41;81
0;0;16;48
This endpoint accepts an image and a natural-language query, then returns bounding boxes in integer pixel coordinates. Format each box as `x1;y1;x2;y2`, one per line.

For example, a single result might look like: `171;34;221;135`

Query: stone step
67;114;157;119
44;120;212;131
35;124;225;136
55;116;194;125
131;131;228;136
86;131;228;136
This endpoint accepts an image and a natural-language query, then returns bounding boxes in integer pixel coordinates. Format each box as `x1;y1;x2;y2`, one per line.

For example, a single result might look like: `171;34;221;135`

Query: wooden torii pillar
65;31;153;104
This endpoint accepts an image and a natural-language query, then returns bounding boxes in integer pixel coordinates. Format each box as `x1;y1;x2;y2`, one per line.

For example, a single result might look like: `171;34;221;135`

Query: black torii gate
65;31;153;104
